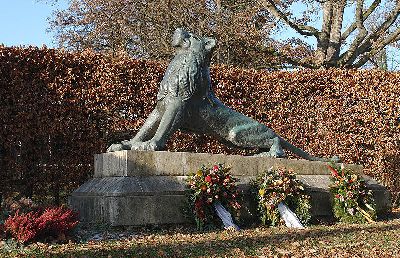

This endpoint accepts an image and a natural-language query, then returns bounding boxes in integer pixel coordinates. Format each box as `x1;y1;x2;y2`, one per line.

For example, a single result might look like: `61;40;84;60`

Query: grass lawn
1;214;400;257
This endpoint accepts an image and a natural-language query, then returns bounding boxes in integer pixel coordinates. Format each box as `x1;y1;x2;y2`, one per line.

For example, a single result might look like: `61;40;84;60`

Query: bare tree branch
259;0;320;37
325;1;346;63
341;0;381;40
338;0;368;66
353;2;400;62
315;1;333;66
354;26;400;67
275;52;317;69
372;27;400;54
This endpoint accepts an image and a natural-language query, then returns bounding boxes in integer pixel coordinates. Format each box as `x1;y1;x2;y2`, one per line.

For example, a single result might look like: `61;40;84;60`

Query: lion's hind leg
226;122;287;157
225;121;329;160
255;136;286;158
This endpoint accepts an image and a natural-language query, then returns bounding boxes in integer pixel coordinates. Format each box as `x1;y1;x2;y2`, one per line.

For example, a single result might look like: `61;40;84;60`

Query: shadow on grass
29;222;400;258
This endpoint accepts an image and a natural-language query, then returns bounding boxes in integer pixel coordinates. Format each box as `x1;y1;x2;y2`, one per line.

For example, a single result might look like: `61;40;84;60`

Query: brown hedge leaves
0;46;399;203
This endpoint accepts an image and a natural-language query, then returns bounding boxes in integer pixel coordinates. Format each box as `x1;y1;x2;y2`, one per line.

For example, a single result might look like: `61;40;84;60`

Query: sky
0;0;67;47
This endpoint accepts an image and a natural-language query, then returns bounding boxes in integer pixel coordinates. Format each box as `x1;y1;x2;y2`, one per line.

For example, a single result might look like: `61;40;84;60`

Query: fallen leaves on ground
1;216;400;258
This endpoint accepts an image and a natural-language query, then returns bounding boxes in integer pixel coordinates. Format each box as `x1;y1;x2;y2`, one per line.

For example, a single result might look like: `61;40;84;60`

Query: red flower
233;202;241;210
197;210;205;219
205;175;212;183
327;165;339;177
195;200;203;208
213;165;219;171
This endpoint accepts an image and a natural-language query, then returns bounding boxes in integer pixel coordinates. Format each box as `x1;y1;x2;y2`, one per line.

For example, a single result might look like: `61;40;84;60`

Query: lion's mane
157;44;210;102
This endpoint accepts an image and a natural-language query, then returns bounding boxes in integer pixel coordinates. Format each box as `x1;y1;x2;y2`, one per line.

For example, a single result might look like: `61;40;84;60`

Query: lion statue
107;28;339;162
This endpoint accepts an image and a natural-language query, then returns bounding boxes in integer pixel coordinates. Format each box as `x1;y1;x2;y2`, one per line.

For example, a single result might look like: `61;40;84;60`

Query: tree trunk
316;1;333;66
326;1;346;65
316;0;346;67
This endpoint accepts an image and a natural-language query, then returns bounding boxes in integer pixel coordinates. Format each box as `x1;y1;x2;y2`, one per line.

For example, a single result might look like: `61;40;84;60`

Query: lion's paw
255;150;286;158
107;141;132;152
107;143;123;152
130;141;162;151
330;155;342;163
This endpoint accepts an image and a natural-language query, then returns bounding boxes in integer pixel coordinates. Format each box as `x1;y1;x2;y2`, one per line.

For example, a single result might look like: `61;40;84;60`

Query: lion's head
171;28;216;64
157;28;216;101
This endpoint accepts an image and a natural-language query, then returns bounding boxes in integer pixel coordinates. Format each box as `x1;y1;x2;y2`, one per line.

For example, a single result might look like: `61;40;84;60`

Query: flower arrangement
186;163;241;230
252;167;311;226
328;164;376;223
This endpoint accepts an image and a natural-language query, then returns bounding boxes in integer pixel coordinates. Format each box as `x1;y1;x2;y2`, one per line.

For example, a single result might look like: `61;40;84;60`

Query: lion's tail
279;136;327;162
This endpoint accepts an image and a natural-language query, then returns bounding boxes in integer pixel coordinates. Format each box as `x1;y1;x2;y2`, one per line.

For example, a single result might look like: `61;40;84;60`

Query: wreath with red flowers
252;167;311;227
328;164;376;223
186;164;241;230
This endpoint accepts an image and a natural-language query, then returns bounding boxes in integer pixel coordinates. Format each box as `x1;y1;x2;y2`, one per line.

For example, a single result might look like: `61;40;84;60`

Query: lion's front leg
107;107;162;153
131;97;186;151
129;107;162;144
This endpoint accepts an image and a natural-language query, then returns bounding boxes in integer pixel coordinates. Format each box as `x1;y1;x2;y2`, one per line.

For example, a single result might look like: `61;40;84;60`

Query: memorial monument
107;28;338;162
70;28;391;226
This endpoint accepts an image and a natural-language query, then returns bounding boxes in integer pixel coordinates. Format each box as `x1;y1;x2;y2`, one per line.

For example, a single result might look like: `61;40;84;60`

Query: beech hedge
0;46;399;204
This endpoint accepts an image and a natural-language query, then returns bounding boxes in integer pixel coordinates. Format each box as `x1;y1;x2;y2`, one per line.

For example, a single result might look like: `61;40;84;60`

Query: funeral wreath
186;164;241;230
328;164;376;223
252;167;311;226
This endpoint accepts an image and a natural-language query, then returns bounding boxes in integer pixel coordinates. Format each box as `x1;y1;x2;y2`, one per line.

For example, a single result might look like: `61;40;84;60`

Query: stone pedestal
69;151;391;226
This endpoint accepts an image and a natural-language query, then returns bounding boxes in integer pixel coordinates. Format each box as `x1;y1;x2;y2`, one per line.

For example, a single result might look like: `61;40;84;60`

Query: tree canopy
262;0;400;68
49;0;400;69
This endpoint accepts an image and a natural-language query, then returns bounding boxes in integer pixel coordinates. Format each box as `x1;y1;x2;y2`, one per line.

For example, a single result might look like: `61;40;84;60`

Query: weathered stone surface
70;176;189;225
71;150;391;226
94;150;363;177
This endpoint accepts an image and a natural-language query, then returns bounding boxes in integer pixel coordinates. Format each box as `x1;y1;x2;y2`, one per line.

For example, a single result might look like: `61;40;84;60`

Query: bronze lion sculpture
108;28;339;162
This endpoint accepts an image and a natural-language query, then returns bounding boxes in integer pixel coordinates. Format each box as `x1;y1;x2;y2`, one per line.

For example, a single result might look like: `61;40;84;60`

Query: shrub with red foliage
36;206;79;239
4;210;40;244
4;207;78;244
0;223;6;240
0;46;399;204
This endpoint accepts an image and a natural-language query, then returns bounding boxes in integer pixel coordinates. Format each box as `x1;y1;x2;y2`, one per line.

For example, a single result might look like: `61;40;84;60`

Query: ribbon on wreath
277;202;305;229
214;201;240;231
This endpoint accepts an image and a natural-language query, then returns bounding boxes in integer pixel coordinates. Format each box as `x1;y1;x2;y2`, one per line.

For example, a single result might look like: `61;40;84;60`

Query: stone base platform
69;151;391;226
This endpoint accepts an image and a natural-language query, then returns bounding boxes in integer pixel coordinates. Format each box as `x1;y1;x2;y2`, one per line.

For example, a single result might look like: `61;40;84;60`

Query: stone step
94;150;364;177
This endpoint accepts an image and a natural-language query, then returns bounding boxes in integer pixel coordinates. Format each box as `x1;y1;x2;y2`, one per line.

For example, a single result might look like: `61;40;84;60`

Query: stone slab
94;150;363;177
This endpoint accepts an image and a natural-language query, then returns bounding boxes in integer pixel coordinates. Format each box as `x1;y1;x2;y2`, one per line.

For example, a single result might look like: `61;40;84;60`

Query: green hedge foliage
0;46;399;203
